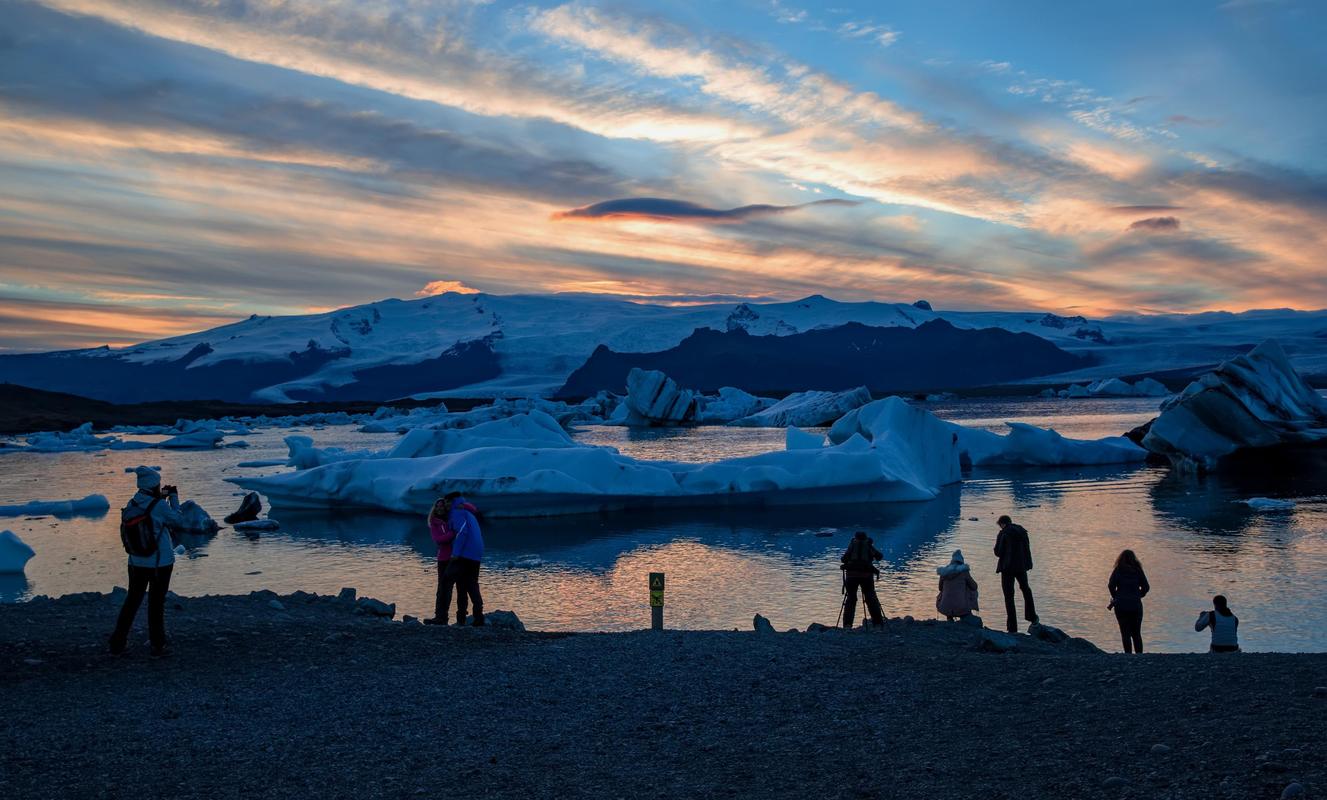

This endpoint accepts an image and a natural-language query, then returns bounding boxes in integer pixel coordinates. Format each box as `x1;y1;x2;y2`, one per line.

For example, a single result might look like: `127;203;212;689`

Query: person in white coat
109;466;186;657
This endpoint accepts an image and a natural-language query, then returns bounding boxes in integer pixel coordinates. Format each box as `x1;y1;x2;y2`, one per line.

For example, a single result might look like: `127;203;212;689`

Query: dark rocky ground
2;591;1325;800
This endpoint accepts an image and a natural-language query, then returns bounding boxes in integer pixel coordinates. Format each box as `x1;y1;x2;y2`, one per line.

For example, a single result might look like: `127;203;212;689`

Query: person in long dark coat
993;514;1038;634
1107;549;1150;653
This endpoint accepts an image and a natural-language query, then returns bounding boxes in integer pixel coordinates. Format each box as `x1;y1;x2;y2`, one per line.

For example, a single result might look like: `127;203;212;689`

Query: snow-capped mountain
1;292;1324;403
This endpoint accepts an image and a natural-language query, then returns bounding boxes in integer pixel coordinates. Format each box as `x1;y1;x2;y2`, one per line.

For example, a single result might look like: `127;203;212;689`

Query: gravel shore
3;590;1325;800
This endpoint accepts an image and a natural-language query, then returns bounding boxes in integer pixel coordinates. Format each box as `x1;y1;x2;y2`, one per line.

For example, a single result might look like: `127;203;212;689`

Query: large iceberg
945;423;1147;467
1142;339;1327;470
0;530;35;573
621;368;698;426
617;369;773;426
830;401;1146;467
230;397;960;518
287;411;577;469
730;386;872;428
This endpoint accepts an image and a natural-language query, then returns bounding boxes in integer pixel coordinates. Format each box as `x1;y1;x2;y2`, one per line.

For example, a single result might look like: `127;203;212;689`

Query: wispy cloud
552;197;857;223
1128;216;1181;231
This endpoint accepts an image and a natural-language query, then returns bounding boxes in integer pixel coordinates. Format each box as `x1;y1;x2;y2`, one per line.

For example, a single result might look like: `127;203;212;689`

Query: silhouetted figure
110;466;186;657
936;549;979;621
424;497;460;625
1195;594;1240;653
1107;549;1150;653
443;492;485;626
993;514;1038;633
840;531;885;628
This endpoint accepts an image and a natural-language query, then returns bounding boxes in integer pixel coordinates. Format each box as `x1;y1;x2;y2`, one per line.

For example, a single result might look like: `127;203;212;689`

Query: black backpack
120;497;162;557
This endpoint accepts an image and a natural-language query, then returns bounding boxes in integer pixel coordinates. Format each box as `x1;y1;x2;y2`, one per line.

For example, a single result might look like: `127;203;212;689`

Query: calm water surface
3;397;1325;653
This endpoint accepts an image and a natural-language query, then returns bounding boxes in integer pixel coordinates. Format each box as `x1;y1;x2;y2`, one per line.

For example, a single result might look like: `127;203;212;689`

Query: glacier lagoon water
2;396;1325;653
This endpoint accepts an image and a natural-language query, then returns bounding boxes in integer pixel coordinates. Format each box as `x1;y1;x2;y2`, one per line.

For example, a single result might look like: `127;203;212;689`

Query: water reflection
274;488;961;573
0;573;30;603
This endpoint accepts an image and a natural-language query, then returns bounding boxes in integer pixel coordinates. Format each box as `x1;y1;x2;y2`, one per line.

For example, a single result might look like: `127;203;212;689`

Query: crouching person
110;466;185;657
936;550;979;621
841;531;885;628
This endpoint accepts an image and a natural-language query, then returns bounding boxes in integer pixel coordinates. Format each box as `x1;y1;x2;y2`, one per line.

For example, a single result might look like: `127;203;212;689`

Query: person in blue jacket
442;492;485;626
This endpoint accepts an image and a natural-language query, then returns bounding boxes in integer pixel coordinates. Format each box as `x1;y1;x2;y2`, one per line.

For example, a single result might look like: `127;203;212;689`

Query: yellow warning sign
650;590;665;607
649;572;665;590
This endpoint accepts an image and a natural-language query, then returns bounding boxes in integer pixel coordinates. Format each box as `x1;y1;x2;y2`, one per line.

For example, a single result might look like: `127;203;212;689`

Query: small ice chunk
0;530;35;573
1239;497;1296;511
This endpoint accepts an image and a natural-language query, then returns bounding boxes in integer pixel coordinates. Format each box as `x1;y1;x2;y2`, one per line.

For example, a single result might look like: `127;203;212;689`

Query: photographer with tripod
839;531;885;629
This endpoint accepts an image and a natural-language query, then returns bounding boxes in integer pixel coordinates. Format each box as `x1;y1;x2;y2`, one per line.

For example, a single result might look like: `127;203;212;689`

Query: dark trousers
1000;570;1037;633
434;559;467;623
444;558;483;622
111;564;173;650
842;575;884;628
1114;607;1144;653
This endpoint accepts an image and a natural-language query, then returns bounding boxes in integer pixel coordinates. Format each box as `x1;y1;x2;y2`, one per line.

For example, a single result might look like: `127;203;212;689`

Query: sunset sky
2;0;1325;351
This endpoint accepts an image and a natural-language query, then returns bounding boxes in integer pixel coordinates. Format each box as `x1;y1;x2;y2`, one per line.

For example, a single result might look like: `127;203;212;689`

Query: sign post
649;572;665;631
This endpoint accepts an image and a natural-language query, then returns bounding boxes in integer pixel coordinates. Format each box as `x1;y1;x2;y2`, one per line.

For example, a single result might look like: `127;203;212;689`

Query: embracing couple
424;492;485;626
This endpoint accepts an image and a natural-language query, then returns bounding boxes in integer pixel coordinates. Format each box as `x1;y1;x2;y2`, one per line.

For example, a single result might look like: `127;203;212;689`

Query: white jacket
123;490;185;569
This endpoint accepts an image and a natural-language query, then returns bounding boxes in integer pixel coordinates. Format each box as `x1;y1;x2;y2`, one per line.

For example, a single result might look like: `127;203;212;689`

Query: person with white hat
109;466;186;657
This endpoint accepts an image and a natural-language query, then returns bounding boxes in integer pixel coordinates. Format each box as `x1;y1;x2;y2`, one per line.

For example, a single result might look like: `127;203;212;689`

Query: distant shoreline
3;590;1325;799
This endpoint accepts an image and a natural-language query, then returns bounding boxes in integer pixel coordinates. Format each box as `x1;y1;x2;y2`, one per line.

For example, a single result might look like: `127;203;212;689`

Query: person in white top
1194;594;1240;653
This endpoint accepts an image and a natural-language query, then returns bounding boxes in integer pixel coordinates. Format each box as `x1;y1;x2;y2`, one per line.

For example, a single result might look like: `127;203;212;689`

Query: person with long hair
1195;594;1240;653
1107;549;1150;654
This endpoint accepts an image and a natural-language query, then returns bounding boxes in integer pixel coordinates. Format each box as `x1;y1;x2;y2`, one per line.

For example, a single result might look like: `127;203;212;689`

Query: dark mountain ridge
557;319;1090;397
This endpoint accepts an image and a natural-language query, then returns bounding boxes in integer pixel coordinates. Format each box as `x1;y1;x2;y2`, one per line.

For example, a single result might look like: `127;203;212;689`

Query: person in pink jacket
936;550;980;621
424;497;460;625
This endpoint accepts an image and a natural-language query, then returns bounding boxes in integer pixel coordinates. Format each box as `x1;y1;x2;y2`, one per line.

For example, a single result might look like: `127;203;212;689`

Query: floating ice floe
1142;339;1327;471
730;386;872;428
360;395;613;433
697;387;773;424
621;368;698;425
0;530;35;573
616;369;773;426
230;396;960;518
785;426;826;450
234;519;281;532
235;459;289;468
829;402;1146;467
0;494;110;518
287;412;578;471
944;423;1148;467
3;420;243;455
1239;497;1297;511
176;500;221;534
1054;377;1170;399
